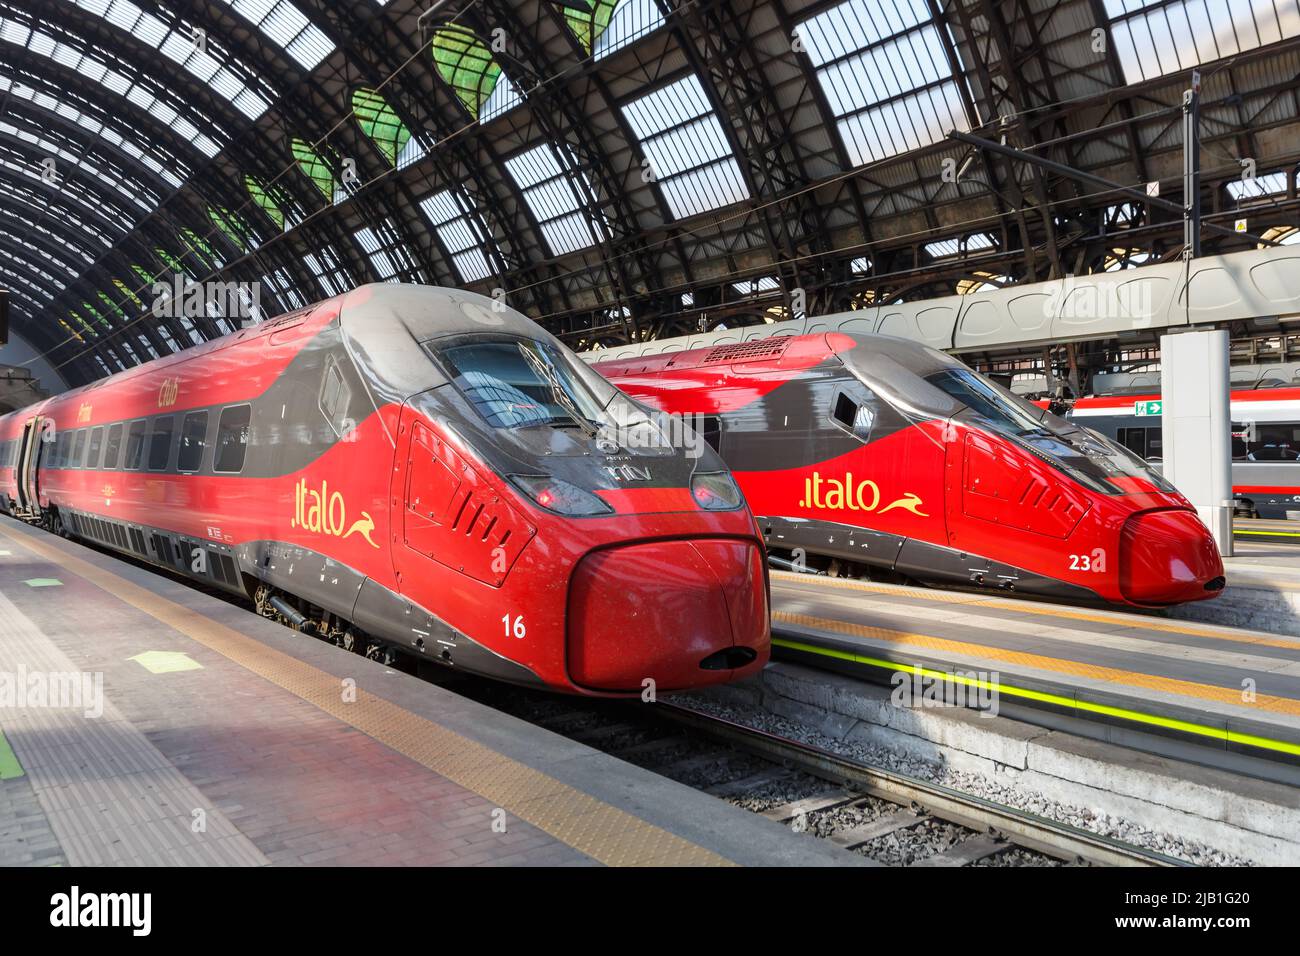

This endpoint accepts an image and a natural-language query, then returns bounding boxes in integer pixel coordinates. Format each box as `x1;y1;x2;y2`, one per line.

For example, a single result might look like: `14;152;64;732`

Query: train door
14;415;46;517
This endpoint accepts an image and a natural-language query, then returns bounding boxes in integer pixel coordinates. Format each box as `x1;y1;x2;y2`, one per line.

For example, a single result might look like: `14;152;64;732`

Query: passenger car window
148;417;174;471
72;429;87;468
104;423;124;470
214;405;251;474
125;420;147;470
178;412;209;472
87;427;104;469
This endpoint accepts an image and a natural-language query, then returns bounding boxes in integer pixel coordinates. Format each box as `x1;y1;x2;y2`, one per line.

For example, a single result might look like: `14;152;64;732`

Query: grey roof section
582;247;1300;363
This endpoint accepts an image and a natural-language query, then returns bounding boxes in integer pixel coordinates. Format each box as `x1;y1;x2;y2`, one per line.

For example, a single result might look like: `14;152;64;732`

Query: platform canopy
3;0;1300;385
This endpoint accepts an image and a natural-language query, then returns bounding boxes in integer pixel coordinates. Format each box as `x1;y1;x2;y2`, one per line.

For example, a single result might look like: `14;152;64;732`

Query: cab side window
830;387;877;443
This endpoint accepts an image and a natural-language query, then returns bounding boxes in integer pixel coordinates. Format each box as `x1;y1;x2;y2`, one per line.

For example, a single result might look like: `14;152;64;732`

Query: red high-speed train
0;285;768;693
595;332;1225;607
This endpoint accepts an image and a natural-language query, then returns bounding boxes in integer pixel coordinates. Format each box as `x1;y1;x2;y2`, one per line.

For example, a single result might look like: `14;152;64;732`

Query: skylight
417;189;499;283
925;233;994;258
352;87;426;169
1227;169;1290;201
0;148;135;234
1106;0;1300;84
621;75;750;219
0;117;157;215
303;248;351;296
291;138;334;199
565;0;665;59
798;0;971;166
354;221;421;282
217;0;334;71
0;74;186;187
504;144;608;256
67;0;272;119
1;204;96;264
0;17;224;157
431;26;524;122
732;276;780;295
261;269;307;309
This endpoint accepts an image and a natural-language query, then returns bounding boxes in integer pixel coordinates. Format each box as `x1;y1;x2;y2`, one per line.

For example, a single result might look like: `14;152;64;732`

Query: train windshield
925;367;1176;496
924;368;1043;434
436;337;607;431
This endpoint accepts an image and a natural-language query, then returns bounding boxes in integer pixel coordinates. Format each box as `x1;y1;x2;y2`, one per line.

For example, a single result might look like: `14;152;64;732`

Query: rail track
440;675;1187;867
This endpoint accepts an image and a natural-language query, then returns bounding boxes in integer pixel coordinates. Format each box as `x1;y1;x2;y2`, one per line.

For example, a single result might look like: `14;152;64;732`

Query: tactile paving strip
0;525;733;867
0;589;268;866
773;570;1300;651
772;609;1300;718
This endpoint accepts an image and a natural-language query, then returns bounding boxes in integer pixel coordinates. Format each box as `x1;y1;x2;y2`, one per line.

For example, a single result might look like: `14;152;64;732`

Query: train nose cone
1119;509;1226;605
567;539;770;692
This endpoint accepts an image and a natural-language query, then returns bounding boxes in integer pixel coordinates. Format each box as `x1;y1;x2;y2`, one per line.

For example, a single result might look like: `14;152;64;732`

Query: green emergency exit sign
1134;400;1163;416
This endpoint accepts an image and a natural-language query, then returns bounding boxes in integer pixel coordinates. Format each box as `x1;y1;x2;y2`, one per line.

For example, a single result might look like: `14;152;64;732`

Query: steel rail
653;701;1189;867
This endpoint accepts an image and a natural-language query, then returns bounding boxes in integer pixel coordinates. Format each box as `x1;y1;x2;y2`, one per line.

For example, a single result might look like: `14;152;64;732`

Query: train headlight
510;475;613;516
691;471;744;511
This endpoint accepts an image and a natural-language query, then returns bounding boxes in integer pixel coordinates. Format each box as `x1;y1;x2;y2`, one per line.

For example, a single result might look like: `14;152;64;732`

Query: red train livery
0;285;769;694
595;332;1225;606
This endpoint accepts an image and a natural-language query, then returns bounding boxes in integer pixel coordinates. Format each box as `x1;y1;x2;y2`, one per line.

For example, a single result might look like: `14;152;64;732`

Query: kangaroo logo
343;511;379;548
293;478;380;549
878;492;928;517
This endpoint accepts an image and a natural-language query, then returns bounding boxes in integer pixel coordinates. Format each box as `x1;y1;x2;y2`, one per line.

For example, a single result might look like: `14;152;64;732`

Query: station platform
0;519;857;868
1169;521;1300;637
769;571;1300;770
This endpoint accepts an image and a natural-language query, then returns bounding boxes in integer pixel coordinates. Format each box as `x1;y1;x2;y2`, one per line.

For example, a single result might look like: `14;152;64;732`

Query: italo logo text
49;886;151;936
291;478;379;549
799;471;928;516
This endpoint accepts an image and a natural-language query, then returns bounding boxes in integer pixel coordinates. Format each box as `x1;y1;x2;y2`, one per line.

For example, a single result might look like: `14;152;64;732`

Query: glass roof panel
621;74;749;218
69;0;273;119
417;188;499;283
431;26;523;121
0;15;225;157
798;0;971;166
291;138;334;198
352;87;412;167
504;144;608;256
218;0;334;71
1106;0;1300;83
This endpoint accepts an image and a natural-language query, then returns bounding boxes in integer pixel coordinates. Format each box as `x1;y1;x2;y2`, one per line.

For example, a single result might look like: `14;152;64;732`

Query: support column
1160;329;1233;556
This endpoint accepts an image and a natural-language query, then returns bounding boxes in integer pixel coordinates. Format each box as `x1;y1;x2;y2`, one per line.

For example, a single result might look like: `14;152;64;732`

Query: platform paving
0;519;859;867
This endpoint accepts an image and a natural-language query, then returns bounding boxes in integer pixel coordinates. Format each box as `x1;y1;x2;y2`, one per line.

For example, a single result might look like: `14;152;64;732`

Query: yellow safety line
0;523;733;867
772;570;1300;651
772;609;1300;718
1236;530;1300;538
770;636;1300;757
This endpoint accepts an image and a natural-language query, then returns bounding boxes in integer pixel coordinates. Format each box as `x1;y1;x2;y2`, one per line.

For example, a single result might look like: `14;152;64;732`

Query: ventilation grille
700;338;790;365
